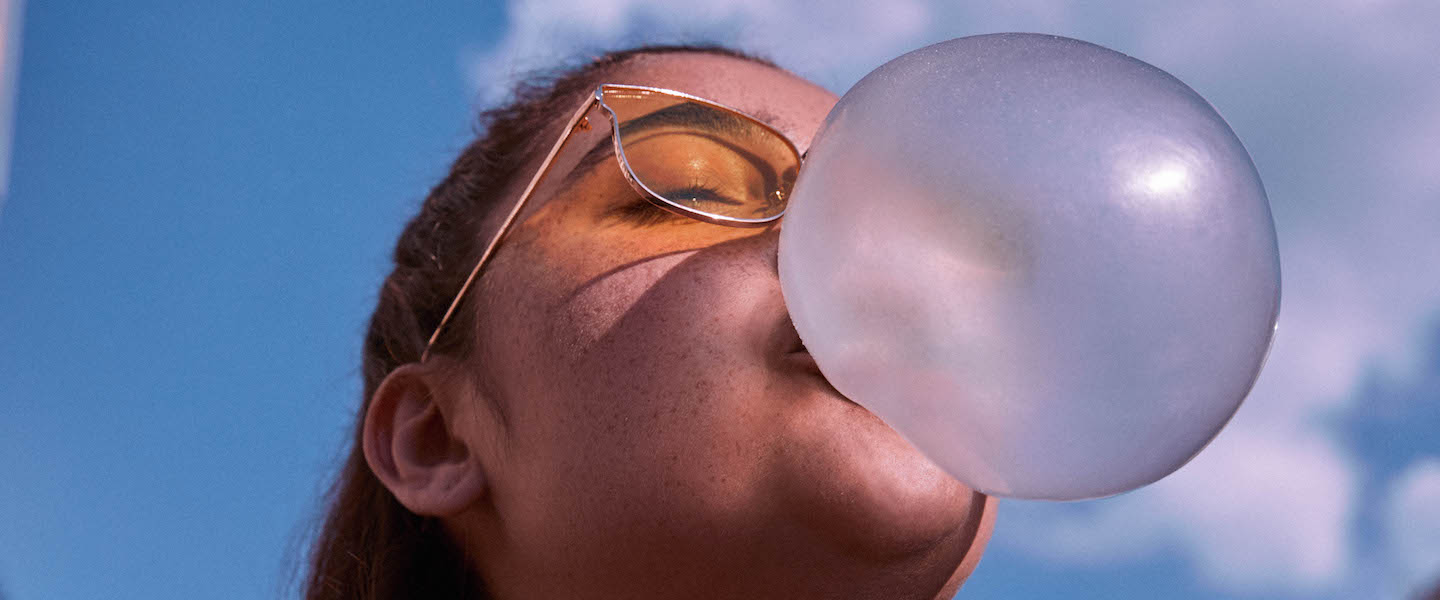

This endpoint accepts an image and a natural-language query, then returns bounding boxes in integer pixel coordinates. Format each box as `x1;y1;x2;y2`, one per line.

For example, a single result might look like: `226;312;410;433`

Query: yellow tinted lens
600;86;799;222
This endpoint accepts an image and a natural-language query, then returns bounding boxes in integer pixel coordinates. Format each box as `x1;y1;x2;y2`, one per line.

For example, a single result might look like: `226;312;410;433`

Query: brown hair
303;44;775;600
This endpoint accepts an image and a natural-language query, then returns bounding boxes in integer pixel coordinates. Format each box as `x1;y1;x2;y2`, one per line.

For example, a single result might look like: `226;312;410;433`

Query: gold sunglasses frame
421;84;802;361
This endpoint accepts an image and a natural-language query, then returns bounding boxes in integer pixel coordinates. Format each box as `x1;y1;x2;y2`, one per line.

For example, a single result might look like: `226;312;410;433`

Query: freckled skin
447;53;996;599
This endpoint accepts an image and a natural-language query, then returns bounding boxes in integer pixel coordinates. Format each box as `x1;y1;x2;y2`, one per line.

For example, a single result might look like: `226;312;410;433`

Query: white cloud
462;0;936;105
462;1;1440;595
1386;460;1440;593
1002;424;1357;592
1161;430;1355;588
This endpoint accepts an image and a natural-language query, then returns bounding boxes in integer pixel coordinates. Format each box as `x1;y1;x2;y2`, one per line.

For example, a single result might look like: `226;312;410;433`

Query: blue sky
2;2;1437;599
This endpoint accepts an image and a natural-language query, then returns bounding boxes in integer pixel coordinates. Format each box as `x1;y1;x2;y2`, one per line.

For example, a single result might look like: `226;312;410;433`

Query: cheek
543;249;694;357
491;233;787;488
481;227;983;578
497;241;808;565
526;218;782;382
546;239;783;430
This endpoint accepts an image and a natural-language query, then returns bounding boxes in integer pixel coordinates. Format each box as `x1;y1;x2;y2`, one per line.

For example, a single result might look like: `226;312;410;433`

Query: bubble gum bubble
779;33;1280;500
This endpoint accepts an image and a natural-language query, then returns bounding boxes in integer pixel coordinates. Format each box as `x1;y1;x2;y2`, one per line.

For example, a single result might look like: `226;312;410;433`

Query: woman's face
456;53;995;599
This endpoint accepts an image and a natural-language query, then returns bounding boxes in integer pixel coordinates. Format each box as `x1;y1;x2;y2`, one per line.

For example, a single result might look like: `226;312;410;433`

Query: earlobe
363;363;488;517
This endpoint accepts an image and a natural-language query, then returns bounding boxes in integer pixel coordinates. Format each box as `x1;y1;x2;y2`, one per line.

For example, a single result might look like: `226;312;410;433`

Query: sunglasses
422;84;804;360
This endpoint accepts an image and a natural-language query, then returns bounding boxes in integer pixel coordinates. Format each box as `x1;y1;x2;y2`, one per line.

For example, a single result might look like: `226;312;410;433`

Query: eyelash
615;184;735;226
668;185;742;206
616;196;687;226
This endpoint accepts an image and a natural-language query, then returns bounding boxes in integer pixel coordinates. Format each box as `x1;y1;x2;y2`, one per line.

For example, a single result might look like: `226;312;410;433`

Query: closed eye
664;185;745;207
607;196;695;226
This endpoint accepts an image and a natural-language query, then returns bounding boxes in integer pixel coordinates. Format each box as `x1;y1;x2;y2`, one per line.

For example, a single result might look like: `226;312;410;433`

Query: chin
772;380;982;564
824;439;974;561
757;327;992;593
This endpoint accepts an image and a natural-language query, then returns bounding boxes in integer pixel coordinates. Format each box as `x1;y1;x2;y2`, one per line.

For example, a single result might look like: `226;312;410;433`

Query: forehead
604;53;838;152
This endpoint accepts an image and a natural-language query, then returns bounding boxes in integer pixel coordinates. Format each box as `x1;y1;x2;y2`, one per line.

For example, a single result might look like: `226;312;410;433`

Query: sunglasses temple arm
421;96;599;362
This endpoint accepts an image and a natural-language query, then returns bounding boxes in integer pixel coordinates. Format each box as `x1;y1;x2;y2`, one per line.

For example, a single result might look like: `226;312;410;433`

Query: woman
306;44;996;599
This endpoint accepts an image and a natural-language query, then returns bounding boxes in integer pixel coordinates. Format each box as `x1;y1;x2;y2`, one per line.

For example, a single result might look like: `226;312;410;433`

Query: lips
768;311;811;361
773;314;857;404
773;315;811;358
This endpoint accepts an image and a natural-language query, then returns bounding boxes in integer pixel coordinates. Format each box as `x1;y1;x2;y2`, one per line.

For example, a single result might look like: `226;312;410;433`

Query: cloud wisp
0;0;26;222
1386;460;1440;595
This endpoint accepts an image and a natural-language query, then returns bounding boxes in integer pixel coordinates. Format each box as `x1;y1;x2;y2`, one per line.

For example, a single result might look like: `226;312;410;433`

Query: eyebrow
561;101;774;188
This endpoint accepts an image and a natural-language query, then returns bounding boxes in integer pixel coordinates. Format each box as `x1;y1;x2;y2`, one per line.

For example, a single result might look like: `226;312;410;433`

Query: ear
363;363;488;517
